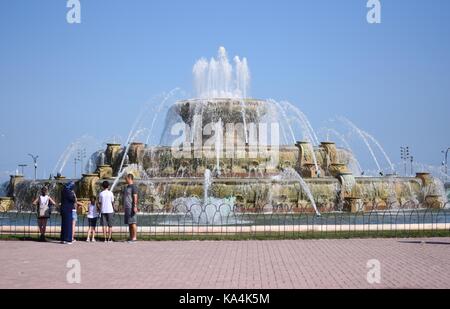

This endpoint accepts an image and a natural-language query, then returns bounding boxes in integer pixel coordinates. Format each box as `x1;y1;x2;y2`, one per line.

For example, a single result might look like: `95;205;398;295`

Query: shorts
38;207;50;219
88;218;98;228
124;208;137;225
101;213;114;227
72;209;77;222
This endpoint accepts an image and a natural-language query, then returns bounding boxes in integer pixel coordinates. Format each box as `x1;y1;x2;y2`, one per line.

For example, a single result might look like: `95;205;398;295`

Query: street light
400;146;410;176
18;164;27;176
74;157;80;178
28;153;39;181
442;148;450;181
77;148;87;175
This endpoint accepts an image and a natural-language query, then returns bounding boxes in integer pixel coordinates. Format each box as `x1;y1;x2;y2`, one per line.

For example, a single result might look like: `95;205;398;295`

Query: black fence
0;201;449;240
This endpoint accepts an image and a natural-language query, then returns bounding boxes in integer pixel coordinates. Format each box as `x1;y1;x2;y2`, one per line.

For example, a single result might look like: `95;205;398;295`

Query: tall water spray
193;47;250;99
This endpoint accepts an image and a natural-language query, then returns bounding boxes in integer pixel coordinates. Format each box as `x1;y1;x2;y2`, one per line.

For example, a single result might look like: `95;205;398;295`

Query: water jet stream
362;131;395;173
338;117;382;173
274;168;321;216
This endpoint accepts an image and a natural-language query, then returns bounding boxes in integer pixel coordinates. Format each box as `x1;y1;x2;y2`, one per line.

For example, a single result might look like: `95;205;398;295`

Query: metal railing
0;201;449;240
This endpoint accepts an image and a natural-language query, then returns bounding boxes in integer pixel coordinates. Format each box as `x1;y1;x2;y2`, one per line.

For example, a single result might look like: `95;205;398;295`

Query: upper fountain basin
172;98;268;125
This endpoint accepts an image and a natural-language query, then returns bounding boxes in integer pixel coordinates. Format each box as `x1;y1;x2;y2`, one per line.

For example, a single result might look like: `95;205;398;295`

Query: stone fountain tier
4;173;446;213
105;141;361;179
99;175;430;213
173;98;268;125
0;197;14;212
106;177;343;213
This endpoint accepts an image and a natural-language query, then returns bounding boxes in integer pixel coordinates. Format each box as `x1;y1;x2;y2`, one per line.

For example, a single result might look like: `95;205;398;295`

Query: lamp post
28;154;39;181
400;146;410;176
18;164;27;176
74;157;80;178
77;148;87;175
442;148;450;181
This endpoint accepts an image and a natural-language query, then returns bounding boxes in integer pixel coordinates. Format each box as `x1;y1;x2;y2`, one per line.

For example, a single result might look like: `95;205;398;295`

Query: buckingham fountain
0;47;448;226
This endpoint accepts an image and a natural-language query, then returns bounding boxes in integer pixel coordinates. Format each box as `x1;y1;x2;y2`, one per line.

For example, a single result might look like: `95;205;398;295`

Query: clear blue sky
1;0;449;181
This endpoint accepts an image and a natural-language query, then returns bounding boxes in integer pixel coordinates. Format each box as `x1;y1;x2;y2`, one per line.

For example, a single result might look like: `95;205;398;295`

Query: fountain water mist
270;100;319;173
269;99;296;144
111;128;146;192
324;128;363;174
204;169;212;202
53;140;86;175
53;135;99;176
171;168;236;225
239;99;249;144
263;100;289;145
412;162;449;183
282;101;319;146
99;152;106;166
273;167;321;216
145;88;182;145
338;117;382;173
111;91;187;189
214;119;223;176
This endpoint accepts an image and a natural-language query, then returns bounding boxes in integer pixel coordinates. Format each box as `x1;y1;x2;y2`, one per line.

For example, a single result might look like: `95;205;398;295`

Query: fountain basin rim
354;176;420;182
101;177;341;185
82;173;100;178
179;97;260;102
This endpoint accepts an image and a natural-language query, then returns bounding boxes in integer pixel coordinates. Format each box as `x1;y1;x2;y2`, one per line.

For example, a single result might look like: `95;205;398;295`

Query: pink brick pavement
0;238;449;289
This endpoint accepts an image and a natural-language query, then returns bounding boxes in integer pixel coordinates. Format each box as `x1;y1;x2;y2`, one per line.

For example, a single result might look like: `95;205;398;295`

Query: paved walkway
0;238;449;289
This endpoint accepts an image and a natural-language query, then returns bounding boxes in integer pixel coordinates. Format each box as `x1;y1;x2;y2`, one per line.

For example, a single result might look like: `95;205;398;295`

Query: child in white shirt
86;196;99;242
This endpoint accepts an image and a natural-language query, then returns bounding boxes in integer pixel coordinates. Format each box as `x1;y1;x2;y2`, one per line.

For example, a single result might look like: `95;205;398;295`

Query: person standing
123;174;139;243
86;196;99;242
32;187;56;242
72;202;81;242
60;182;82;244
99;181;115;242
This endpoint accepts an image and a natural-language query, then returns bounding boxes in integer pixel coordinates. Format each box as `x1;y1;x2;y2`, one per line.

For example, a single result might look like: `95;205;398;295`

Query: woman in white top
32;187;56;242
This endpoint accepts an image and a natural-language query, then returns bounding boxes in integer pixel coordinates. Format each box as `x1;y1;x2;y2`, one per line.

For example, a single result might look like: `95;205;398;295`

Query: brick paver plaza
1;238;449;289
